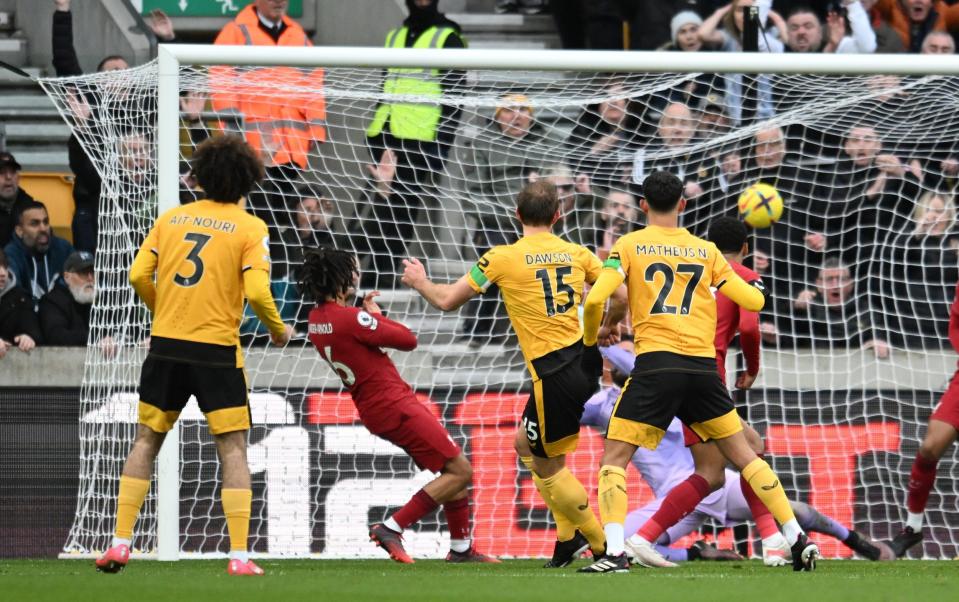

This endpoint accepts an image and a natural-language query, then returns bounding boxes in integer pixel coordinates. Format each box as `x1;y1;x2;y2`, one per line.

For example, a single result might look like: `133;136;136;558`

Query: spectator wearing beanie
662;11;705;51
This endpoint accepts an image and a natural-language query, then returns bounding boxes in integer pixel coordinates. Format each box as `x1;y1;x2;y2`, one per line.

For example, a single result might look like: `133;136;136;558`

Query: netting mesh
41;58;959;559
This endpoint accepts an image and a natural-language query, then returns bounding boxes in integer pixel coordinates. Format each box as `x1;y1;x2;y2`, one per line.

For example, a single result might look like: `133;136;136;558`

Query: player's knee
701;469;725;492
513;427;531;458
919;437;946;461
445;454;473;486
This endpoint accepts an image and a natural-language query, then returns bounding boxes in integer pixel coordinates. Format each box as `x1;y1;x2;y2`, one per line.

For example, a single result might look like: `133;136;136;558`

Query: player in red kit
889;279;959;557
626;217;880;569
300;247;498;564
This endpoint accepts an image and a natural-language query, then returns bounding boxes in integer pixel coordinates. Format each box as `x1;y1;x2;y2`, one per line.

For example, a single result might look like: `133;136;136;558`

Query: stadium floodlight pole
155;45;181;562
160;43;959;75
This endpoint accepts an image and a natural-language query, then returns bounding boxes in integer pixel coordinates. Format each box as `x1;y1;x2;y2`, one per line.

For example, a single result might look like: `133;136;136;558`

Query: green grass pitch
2;559;955;602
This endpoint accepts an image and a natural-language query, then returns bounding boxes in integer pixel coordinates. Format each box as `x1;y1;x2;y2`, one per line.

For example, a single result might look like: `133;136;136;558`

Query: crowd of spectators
6;0;959;359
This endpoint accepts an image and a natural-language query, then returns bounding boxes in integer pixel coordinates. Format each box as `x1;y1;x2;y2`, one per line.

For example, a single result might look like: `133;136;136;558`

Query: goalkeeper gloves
581;341;604;393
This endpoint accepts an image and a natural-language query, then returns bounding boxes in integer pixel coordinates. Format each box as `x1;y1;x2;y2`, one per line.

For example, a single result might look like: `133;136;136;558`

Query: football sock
391;488;439;531
520;455;576;542
443;496;472;552
598;465;628;556
791;500;848;541
906;452;938;518
114;475;150;541
741;458;797;532
638;474;710;543
782;520;803;546
541;468;605;554
221;488;252;553
741;472;779;539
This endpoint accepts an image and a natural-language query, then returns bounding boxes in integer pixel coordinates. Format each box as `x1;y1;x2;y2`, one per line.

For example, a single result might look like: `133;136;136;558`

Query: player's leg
524;375;606;561
516;429;589;567
685;372;818;571
790;501;889;561
368;402;496;563
199;365;263;575
96;357;188;574
734;420;788;562
890;388;959;558
580;373;679;573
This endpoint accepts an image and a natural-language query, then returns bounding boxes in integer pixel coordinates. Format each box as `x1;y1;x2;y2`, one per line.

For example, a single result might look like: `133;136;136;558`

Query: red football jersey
307;302;419;425
715;261;763;384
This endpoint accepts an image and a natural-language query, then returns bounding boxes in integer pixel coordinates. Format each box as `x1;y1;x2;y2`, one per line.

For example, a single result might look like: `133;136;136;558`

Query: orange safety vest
211;4;326;169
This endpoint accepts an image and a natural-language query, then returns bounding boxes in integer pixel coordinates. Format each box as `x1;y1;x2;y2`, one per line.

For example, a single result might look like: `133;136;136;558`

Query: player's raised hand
271;324;294;346
597;324;620;347
362;291;383;314
400;258;427;288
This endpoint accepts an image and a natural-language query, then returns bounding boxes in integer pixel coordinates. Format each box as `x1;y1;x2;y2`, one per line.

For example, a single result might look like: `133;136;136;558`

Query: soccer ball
737;183;784;229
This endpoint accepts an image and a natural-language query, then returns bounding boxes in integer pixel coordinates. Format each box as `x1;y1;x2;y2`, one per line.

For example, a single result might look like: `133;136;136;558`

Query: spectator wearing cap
0;151;34;248
38;250;95;346
0;248;40;358
3;200;74;309
455;93;562;344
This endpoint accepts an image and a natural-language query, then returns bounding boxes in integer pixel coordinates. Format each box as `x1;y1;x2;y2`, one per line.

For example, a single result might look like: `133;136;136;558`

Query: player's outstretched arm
129;244;158;312
242;268;291;345
582;270;625;346
401;257;477;312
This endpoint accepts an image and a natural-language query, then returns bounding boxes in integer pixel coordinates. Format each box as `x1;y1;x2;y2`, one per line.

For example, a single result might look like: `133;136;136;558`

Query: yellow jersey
465;231;602;379
133;200;272;365
605;225;748;358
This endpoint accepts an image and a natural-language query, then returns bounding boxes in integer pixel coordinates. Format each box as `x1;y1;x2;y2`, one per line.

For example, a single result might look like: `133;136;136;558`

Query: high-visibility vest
211;5;326;169
366;25;460;142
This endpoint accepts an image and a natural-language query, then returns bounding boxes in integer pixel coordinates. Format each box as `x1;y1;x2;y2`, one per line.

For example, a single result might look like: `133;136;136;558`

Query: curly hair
708;216;748;254
191;136;264;203
298;247;357;303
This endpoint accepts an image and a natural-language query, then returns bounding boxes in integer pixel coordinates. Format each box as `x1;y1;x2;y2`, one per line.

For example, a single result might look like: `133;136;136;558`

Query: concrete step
8;148;70;172
0;94;57;109
466;35;557;50
4;122;71;143
450;12;555;34
0;35;27;68
0;65;42;82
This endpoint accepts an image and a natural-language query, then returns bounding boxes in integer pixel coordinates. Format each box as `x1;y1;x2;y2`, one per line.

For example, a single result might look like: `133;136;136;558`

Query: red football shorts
931;369;959;431
365;400;461;473
682;422;704;447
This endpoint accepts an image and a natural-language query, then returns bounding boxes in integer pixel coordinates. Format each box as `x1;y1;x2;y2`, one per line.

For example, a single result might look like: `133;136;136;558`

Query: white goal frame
140;44;959;561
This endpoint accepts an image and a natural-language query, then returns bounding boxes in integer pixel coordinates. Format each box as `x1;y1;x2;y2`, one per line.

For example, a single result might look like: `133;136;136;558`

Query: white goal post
47;43;959;561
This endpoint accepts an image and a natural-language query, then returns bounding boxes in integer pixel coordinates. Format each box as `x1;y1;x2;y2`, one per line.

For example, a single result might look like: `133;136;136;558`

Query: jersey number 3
174;232;212;287
535;267;574;317
645;262;704;315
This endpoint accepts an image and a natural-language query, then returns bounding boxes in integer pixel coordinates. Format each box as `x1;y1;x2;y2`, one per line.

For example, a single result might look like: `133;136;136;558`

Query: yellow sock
115;475;150;540
520;456;576;542
742;458;796;525
541;468;606;554
221;488;253;552
598;465;628;526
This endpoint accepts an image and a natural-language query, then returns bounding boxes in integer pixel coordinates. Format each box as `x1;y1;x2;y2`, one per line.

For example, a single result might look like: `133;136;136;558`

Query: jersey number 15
535;267;574;317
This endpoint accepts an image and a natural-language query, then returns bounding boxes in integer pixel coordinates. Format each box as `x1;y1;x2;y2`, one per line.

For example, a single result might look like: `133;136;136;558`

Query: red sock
741;473;779;538
392;489;439;530
443;496;471;540
638;474;710;543
907;453;939;514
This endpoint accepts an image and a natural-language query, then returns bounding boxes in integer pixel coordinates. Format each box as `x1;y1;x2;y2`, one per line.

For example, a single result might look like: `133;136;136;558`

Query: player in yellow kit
95;136;293;577
401;181;626;568
577;171;819;573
